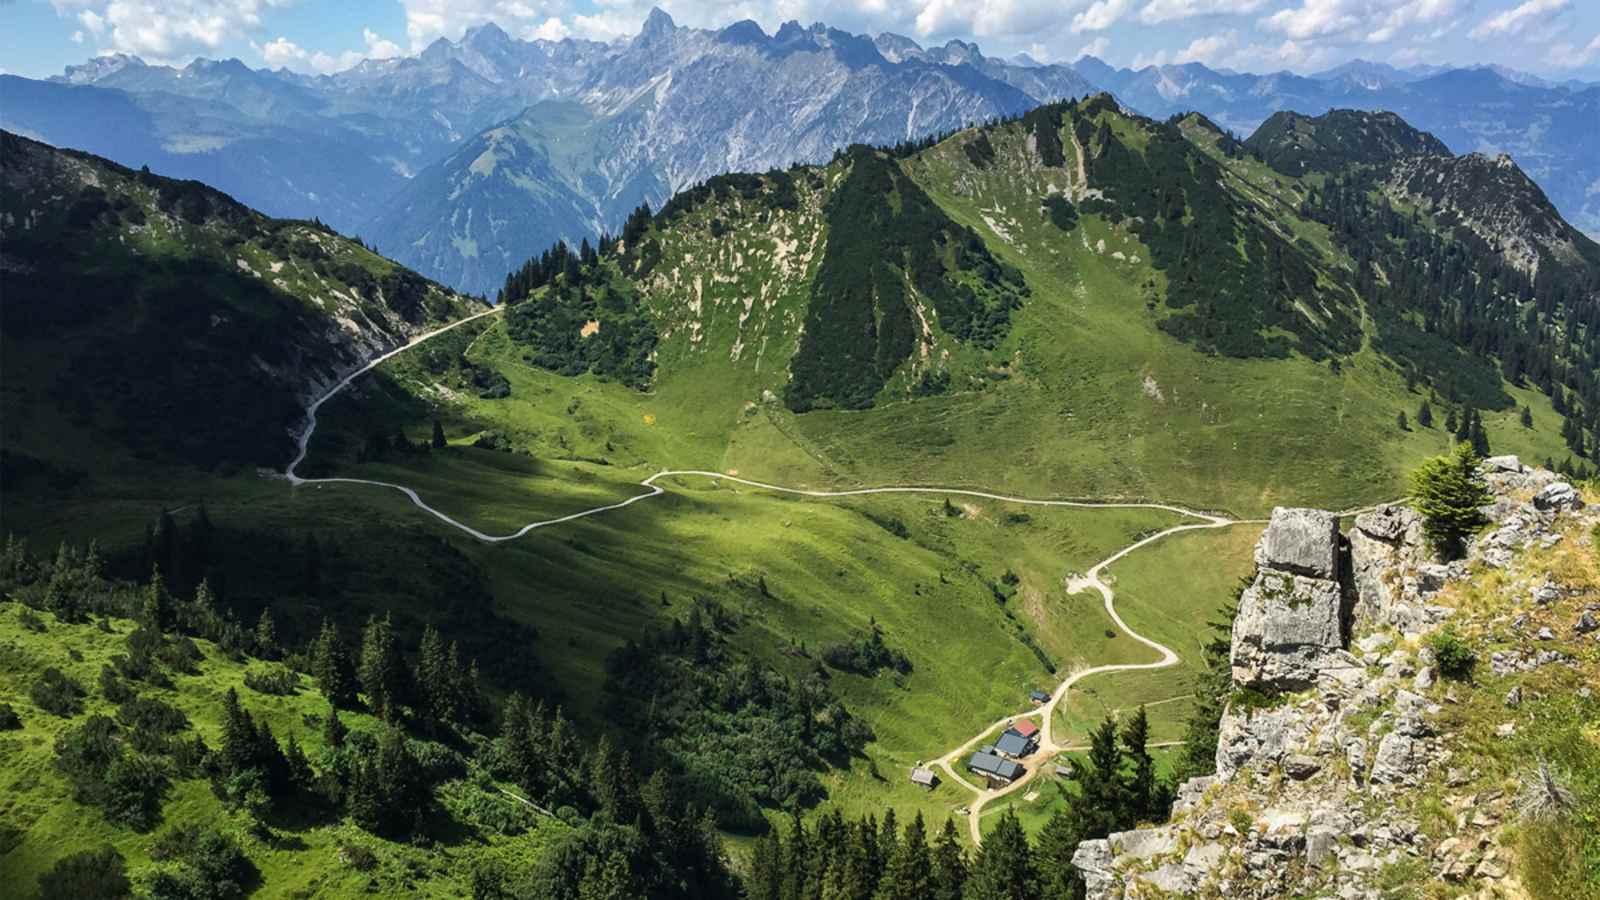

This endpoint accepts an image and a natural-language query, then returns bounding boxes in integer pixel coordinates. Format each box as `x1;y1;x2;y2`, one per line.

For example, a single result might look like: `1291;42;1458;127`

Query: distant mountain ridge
4;8;1597;296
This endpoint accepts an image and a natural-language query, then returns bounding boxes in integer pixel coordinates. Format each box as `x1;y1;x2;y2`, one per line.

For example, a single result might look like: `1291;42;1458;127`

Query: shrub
30;667;86;716
243;665;299;696
147;825;257;899
0;702;21;730
37;846;131;900
1428;624;1476;680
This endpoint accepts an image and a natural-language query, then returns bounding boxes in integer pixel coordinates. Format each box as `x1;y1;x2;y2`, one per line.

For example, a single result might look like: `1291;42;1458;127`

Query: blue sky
3;0;1598;81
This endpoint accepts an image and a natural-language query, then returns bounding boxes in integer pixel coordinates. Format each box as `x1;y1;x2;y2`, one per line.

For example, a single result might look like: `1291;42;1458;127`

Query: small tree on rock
1410;443;1491;560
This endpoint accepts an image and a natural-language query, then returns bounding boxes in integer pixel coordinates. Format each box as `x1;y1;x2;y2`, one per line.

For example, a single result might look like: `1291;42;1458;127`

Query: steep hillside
319;96;1594;516
0;131;484;472
1244;109;1451;175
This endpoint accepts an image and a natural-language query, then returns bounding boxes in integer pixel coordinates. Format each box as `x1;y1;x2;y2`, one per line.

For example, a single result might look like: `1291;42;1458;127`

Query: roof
910;767;937;785
967;752;1024;780
1011;719;1039;738
996;731;1035;757
1030;690;1051;701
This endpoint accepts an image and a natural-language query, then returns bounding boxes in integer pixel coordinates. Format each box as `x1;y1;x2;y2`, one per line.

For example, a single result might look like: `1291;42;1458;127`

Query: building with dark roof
1030;689;1051;704
995;730;1037;759
967;751;1024;784
910;766;938;788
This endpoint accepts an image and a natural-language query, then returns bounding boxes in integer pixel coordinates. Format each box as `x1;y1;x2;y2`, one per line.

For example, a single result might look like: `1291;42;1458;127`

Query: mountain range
3;8;1597;299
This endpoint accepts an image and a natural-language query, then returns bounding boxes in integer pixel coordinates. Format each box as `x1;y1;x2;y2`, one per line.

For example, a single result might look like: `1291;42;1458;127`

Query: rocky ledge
1074;457;1598;900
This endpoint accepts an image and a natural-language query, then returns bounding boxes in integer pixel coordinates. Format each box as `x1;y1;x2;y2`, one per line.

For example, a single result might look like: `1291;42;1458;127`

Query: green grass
0;602;564;898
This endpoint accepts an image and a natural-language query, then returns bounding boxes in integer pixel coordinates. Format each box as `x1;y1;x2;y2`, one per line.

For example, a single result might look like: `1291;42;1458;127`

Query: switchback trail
281;310;1271;848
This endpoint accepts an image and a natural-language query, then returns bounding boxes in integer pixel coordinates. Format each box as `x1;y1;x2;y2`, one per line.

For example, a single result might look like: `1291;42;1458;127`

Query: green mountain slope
316;97;1592;517
0;130;486;475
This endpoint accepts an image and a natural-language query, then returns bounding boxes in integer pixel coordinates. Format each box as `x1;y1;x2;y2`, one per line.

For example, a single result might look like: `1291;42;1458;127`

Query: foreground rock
1076;457;1599;900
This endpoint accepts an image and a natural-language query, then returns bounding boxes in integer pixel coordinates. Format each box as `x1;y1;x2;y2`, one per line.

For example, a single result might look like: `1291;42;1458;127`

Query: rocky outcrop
1077;457;1599;900
1230;507;1346;690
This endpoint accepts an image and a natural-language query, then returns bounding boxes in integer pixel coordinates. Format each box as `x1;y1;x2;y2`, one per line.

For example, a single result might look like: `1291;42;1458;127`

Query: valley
3;47;1600;897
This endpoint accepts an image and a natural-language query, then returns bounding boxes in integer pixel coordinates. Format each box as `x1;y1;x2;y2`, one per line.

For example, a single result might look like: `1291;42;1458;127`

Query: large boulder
1348;505;1431;630
1231;570;1344;689
1257;507;1341;579
1072;839;1116;900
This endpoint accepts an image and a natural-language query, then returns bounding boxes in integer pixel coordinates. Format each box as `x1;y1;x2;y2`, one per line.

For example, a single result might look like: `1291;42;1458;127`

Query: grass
0;602;564;897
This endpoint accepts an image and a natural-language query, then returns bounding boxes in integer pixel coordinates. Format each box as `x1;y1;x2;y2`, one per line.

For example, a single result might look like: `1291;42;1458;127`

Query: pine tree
1397;411;1409;431
1068;717;1133;839
748;827;785;900
311;620;359;708
1034;807;1085;900
358;614;408;719
416;625;455;727
431;420;447;449
1444;408;1459;435
1122;706;1166;822
1410;442;1492;560
141;567;172;632
962;808;1039;900
875;813;931;900
189;578;219;638
254;609;278;659
352;726;427;837
1418;400;1433;428
322;706;348;748
1454;408;1472;442
931;818;967;900
1470;412;1491;457
219;688;258;776
1521;405;1534;428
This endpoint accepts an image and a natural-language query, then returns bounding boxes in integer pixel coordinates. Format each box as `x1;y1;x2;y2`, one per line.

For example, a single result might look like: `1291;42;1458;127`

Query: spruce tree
322;706;348;749
1418;400;1433;428
1034;807;1085;899
875;813;932;900
962;808;1039;900
1521;405;1534;428
748;828;784;900
358;614;407;719
1397;411;1408;431
1444;408;1459;435
1470;410;1491;457
1121;706;1163;822
1410;442;1492;560
218;688;258;776
254;610;278;659
416;626;455;727
141;567;172;632
1454;409;1472;442
311;620;359;708
931;818;968;900
431;420;447;449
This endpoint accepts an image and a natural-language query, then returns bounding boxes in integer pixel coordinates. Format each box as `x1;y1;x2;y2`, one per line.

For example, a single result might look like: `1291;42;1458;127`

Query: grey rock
1183;841;1226;873
1170;776;1214;816
1345;737;1369;779
1536;626;1556;641
1231;569;1344;689
1512;613;1529;631
1284;754;1321;779
1072;839;1115;900
1505;686;1522;708
1576;611;1598;634
1258;506;1341;578
1412;666;1436;691
1533;481;1583;512
1109;826;1177;862
1215;705;1314;780
1137;863;1192;894
1306;827;1338;868
1370;731;1421;785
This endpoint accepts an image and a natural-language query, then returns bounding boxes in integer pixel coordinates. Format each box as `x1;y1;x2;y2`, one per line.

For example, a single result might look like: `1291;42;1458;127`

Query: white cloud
1138;0;1268;26
71;30;85;43
1072;0;1137;33
399;0;574;49
50;0;296;61
1260;0;1363;40
1133;28;1237;66
1224;36;1336;70
254;27;405;74
1073;36;1113;61
1468;0;1569;39
1547;32;1600;67
1366;0;1462;44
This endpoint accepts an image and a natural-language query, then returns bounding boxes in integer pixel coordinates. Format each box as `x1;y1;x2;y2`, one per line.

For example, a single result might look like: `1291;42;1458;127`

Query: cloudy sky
3;0;1598;81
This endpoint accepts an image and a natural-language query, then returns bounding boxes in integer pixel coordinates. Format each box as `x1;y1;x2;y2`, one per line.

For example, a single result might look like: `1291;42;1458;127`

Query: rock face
1076;457;1598;900
1230;508;1347;690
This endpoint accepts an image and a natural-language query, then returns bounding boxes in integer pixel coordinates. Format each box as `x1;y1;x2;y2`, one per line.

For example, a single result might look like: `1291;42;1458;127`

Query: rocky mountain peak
60;52;145;84
638;7;678;42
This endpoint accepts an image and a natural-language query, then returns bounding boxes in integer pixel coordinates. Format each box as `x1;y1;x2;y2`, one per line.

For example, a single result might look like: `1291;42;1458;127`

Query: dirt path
930;511;1244;845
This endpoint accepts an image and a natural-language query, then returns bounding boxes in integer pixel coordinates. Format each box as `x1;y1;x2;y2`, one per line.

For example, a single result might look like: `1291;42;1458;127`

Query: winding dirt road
283;310;1268;847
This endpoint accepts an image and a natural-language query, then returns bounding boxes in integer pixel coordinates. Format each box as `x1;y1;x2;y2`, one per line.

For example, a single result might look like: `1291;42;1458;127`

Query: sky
2;0;1599;81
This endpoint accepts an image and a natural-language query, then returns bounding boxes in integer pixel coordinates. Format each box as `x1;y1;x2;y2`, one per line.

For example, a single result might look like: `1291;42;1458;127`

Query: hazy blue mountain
6;10;1596;296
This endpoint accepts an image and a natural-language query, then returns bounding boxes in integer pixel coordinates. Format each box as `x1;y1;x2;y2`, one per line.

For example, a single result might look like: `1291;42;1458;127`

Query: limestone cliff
1074;457;1599;899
